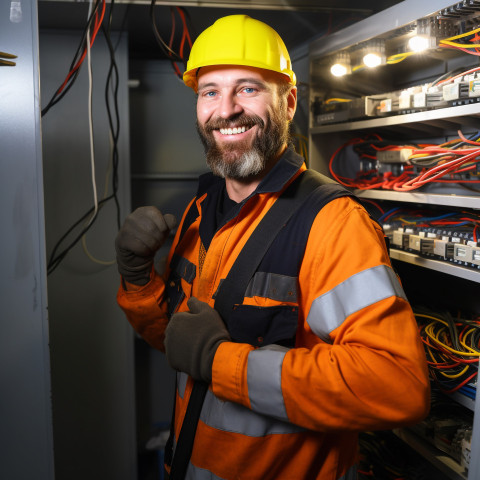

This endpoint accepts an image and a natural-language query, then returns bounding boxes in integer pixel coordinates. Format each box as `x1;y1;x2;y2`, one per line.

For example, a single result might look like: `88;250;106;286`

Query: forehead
197;65;280;89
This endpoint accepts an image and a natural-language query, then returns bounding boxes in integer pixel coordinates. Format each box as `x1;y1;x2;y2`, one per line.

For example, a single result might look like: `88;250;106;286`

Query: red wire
361;198;385;214
176;7;193;57
441;371;478;394
440;44;480;57
329;134;382;186
56;0;106;95
169;8;176;50
333;129;480;191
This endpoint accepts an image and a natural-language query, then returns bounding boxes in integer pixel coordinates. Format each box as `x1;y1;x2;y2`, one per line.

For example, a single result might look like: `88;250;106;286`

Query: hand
165;297;231;383
115;206;176;285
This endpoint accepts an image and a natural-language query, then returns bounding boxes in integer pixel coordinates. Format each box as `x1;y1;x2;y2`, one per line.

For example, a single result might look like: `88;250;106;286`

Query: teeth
220;126;247;135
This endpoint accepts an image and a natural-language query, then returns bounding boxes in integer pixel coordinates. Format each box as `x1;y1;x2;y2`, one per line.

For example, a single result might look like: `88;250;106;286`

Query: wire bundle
150;1;193;79
329;130;480;192
440;25;480;57
42;0;106;117
415;308;479;400
46;0;122;275
378;207;480;242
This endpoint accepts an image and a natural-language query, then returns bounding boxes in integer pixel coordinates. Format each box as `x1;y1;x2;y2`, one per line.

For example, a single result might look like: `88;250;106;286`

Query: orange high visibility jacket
117;148;430;480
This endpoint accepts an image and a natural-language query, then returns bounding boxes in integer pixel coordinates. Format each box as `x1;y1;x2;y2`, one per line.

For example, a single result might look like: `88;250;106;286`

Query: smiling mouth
219;125;252;136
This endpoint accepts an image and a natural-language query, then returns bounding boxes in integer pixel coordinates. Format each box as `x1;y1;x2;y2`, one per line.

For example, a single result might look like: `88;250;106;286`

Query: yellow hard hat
183;14;296;92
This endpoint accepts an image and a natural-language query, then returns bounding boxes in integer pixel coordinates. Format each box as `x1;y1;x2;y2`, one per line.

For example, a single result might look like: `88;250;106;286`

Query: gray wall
40;30;136;479
0;1;54;478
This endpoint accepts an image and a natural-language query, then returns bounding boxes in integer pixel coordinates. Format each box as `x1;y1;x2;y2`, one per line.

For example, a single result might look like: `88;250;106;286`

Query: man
116;14;430;480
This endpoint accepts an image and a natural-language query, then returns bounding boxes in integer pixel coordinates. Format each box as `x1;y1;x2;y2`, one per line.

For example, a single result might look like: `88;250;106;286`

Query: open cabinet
308;1;480;478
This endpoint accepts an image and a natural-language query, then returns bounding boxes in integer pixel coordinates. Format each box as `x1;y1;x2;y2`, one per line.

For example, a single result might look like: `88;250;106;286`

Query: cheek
197;101;215;125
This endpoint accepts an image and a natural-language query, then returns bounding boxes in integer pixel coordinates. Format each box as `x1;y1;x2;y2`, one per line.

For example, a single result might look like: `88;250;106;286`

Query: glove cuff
117;258;153;286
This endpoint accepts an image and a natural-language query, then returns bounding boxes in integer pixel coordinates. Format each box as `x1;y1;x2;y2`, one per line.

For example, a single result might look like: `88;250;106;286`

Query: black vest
167;170;353;348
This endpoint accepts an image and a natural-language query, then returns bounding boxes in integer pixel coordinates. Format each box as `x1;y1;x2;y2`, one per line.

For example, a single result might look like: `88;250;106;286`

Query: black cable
102;6;121;230
47;0;122;275
42;0;103;116
113;3;131;52
150;0;182;61
47;196;116;275
431;66;469;86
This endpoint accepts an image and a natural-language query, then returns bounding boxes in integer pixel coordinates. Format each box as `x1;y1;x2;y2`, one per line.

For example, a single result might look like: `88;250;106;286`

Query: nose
218;92;243;119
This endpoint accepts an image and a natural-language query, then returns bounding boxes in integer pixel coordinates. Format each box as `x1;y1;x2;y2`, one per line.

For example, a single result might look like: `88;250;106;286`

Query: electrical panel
309;1;480;479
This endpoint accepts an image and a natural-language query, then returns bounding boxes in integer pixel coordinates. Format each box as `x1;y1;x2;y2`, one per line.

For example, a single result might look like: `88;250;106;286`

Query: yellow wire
398;217;418;224
444;26;480;42
460;327;480;353
409;153;431;158
387;52;416;64
417;315;480;357
425;334;468;379
440;39;480;49
439;364;470;379
325;98;352;104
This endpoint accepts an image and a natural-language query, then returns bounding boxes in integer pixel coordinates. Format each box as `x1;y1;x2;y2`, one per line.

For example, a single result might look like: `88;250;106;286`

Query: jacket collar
196;147;304;200
195;148;305;251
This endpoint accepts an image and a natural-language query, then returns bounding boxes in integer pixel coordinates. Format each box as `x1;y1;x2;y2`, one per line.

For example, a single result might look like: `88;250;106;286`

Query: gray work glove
165;297;231;383
115;206;176;285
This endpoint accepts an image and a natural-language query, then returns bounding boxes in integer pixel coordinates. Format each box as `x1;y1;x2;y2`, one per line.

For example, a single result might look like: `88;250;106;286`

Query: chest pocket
223;271;299;347
227;304;299;348
166;254;196;317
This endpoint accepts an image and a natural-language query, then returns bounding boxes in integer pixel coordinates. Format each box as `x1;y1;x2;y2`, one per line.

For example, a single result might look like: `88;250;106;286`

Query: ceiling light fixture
362;39;386;68
330;52;351;77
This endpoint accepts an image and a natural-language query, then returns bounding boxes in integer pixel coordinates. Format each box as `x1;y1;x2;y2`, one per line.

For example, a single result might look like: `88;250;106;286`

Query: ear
286;86;297;121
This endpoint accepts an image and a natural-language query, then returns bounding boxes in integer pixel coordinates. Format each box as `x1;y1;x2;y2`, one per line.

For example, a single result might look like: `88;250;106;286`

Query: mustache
204;113;264;133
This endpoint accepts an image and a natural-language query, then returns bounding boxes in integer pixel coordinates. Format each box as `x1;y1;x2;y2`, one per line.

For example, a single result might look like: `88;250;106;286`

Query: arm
212;197;430;432
115;206;177;351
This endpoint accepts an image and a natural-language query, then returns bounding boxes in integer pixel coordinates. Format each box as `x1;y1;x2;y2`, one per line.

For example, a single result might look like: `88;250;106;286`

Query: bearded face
196;94;291;180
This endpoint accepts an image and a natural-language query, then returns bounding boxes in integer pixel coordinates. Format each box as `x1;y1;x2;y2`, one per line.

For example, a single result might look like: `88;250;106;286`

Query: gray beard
207;148;265;179
196;108;289;181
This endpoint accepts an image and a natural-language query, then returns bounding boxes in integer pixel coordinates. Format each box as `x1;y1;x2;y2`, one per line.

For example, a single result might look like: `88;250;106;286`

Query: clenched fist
165;297;231;383
115;206;176;285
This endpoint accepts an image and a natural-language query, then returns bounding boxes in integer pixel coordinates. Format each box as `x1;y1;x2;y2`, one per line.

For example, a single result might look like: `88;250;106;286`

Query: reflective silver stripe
307;264;407;342
244;272;298;302
247;344;290;422
338;464;357;480
199;382;304;437
177;371;188;399
185;462;225;480
184;456;356;480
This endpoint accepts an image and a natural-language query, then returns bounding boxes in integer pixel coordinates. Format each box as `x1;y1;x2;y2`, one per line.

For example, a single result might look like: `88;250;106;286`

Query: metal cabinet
308;1;480;478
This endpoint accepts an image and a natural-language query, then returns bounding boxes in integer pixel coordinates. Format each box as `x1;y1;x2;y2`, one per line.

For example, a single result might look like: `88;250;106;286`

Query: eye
242;87;256;94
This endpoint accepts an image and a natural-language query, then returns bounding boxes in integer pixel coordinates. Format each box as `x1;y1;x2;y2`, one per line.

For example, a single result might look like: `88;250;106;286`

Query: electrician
115;14;430;480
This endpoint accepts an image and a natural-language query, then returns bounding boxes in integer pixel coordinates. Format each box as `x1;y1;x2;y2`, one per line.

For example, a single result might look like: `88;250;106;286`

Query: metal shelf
309;0;455;59
310;102;480;135
354;190;480;209
393;428;467;480
451;392;476;412
389;249;480;283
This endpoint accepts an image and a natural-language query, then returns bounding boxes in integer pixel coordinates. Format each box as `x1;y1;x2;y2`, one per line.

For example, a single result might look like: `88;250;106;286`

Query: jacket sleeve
116;197;198;352
212;196;430;432
117;271;169;351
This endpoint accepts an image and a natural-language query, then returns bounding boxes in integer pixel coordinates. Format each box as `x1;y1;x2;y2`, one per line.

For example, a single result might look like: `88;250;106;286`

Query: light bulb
330;63;348;77
408;35;430;52
363;53;382;68
329;52;351;77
